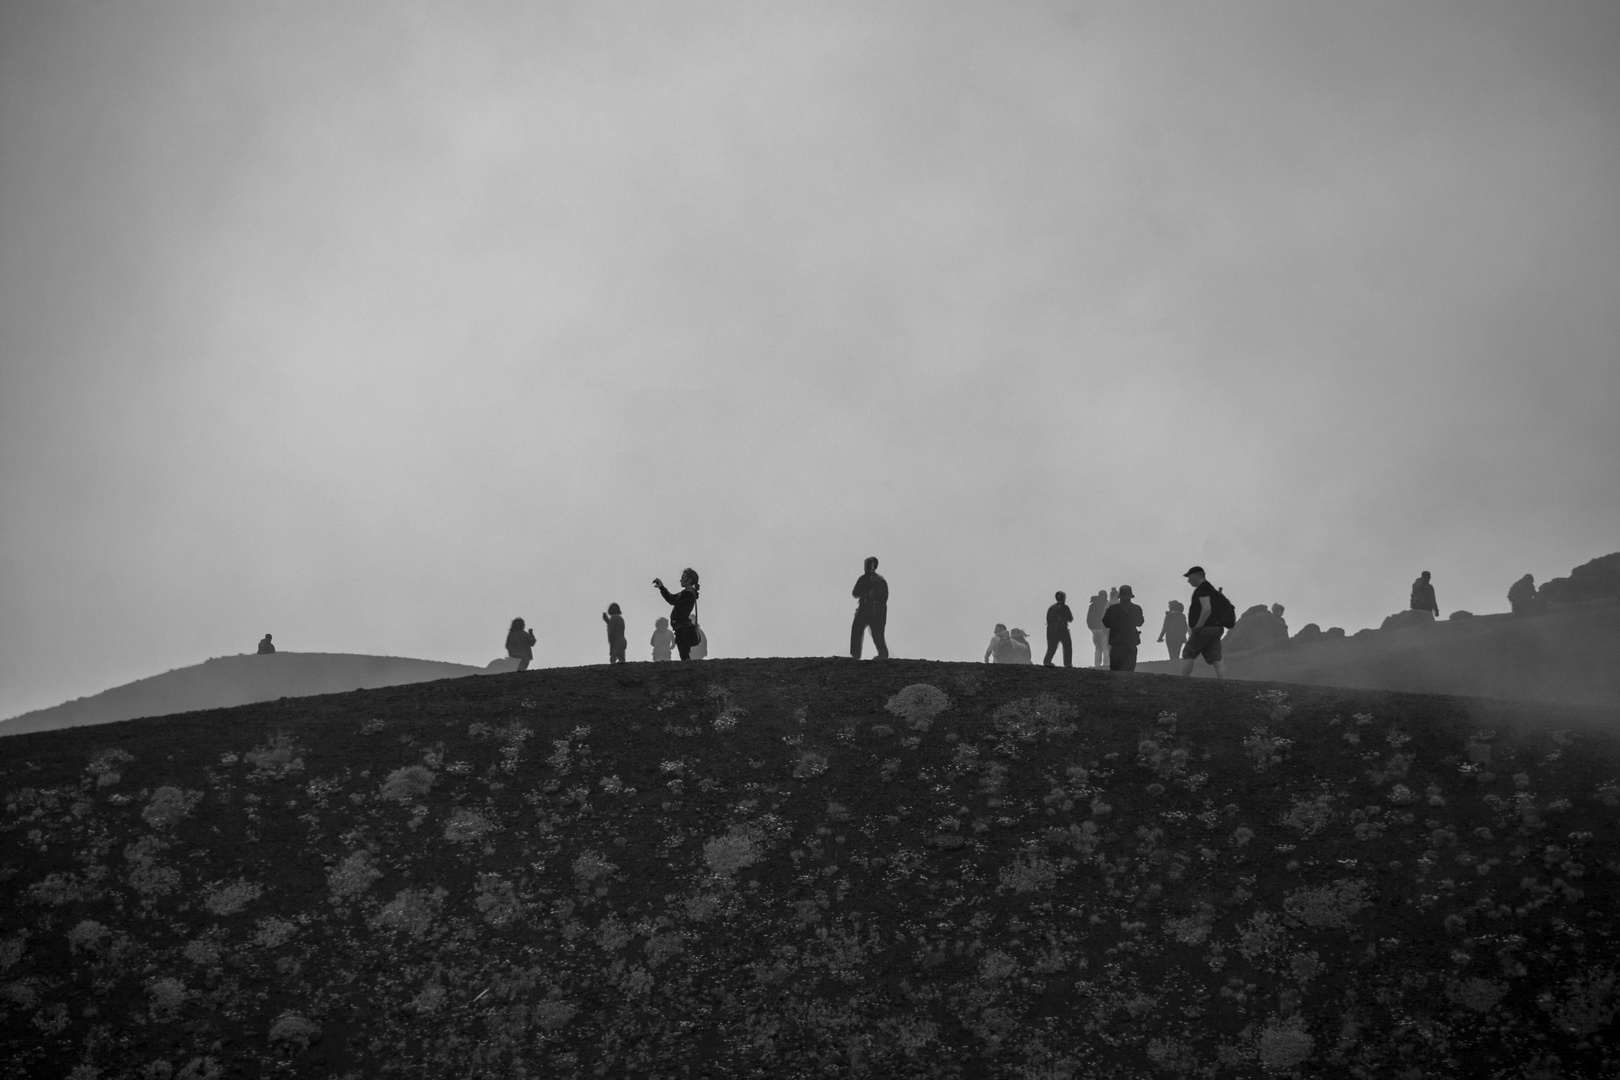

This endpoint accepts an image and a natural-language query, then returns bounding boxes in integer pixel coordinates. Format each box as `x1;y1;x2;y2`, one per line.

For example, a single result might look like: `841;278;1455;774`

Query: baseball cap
1183;566;1205;578
1118;585;1134;599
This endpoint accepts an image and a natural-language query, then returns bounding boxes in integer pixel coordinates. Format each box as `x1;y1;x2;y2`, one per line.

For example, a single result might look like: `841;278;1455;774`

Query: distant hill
1140;602;1620;707
0;652;487;736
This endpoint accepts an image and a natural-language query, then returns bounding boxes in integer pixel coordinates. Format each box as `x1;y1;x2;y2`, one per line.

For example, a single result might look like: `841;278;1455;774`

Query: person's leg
1043;630;1059;666
1060;631;1072;668
1093;629;1107;667
1109;648;1125;671
1211;660;1225;679
1121;647;1137;672
517;658;529;672
850;609;867;659
870;606;888;659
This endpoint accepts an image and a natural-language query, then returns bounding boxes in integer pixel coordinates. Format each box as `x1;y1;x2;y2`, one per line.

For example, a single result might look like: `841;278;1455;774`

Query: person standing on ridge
850;556;889;659
1157;600;1187;661
257;634;275;655
1007;628;1034;664
984;623;1011;663
505;618;536;672
650;617;674;661
653;568;701;661
602;603;627;664
1043;591;1074;668
1085;591;1110;668
1179;566;1230;679
1102;585;1146;671
1410;571;1439;619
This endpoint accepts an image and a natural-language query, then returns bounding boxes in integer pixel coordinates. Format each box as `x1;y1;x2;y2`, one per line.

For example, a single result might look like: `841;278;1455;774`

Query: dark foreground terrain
3;659;1619;1079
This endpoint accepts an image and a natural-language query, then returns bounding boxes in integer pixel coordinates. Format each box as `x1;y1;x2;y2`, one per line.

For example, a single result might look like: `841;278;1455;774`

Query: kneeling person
1101;585;1145;671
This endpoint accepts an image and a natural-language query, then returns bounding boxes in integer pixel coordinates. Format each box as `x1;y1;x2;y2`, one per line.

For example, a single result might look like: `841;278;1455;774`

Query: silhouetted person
602;603;627;664
506;618;536;672
654;568;701;661
1157;601;1187;661
1410;571;1439;619
1508;574;1543;616
1102;585;1145;671
1179;566;1228;679
984;623;1011;663
850;556;889;659
1008;628;1034;664
1085;591;1109;668
650;617;674;662
1043;591;1074;667
257;634;275;655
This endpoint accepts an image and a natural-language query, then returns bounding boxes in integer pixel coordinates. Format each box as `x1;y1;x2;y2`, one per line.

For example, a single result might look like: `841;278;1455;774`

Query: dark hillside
3;659;1618;1078
1139;604;1620;708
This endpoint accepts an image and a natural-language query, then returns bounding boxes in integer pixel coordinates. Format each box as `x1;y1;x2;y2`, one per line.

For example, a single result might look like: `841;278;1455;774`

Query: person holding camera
653;568;701;661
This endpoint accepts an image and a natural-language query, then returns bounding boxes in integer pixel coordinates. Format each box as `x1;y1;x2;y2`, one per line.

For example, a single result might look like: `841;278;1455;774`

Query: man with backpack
1101;585;1145;671
1179;566;1232;679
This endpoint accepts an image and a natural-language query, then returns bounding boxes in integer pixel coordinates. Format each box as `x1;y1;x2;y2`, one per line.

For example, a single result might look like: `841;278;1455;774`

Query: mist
2;1;1618;720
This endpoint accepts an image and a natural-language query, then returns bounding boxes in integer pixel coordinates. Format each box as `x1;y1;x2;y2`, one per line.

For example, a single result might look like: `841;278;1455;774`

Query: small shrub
142;787;201;828
442;808;493;843
572;850;619;888
203;878;263;916
1282;878;1371;929
148;976;188;1021
244;735;305;780
268;1012;321;1052
67;919;110;955
885;684;952;731
1255;1014;1312;1071
326;851;381;902
378;766;434;802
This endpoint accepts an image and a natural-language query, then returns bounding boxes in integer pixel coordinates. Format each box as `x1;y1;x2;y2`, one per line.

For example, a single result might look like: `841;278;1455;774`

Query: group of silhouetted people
496;557;1251;676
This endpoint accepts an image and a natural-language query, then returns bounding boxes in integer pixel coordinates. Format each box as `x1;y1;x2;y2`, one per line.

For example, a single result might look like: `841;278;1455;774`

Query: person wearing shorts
1178;566;1226;679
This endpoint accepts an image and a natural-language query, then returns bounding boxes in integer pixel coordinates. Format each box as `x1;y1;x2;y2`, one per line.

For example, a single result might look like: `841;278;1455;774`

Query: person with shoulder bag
653;568;702;661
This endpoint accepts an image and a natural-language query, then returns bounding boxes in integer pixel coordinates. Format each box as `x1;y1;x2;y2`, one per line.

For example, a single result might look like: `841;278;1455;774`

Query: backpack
1208;587;1237;629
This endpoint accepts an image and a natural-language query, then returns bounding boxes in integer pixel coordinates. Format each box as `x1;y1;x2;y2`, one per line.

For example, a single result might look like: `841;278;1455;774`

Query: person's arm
656;583;680;605
1191;590;1211;629
852;576;865;601
984;639;995;662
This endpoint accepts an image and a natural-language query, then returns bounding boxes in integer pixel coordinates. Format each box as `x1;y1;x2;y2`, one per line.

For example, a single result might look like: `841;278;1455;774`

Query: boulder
1380;609;1436;632
1449;610;1474;620
1225;605;1290;655
1535;553;1620;606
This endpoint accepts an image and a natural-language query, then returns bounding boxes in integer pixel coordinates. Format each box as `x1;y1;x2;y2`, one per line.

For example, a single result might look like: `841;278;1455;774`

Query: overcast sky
2;1;1617;720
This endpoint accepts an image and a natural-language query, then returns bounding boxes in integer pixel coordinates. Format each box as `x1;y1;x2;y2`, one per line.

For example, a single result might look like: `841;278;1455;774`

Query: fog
2;1;1618;721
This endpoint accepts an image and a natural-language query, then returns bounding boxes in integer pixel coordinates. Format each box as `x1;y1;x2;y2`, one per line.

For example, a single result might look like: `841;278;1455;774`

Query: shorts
1182;626;1224;663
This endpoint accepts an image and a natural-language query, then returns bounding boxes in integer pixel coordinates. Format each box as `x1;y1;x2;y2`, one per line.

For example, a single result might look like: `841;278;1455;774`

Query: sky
2;1;1618;721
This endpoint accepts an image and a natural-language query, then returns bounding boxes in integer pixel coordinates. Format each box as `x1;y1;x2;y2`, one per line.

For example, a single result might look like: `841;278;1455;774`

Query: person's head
656;616;668;629
1420;570;1431;582
1118;585;1134;601
1169;600;1184;612
1184;566;1206;586
864;556;879;573
262;633;271;640
607;602;621;616
1055;590;1065;603
994;623;1007;635
1109;587;1119;601
1096;590;1108;601
510;617;525;631
681;567;699;590
1271;603;1284;617
1010;628;1027;641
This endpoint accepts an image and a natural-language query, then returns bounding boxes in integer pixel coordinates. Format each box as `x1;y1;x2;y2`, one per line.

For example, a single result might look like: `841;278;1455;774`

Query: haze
2;1;1617;722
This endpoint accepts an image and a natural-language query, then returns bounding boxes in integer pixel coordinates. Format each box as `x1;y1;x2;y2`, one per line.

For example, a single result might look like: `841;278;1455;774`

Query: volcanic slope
0;652;487;736
4;659;1619;1079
